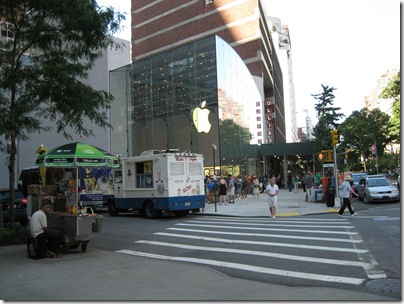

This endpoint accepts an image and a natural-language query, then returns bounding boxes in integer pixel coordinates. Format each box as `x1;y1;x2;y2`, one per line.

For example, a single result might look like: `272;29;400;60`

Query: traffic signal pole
333;146;340;208
331;129;340;208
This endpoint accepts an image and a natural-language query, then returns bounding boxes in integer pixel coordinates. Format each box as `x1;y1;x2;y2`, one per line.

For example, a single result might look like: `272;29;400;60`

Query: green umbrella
35;142;119;168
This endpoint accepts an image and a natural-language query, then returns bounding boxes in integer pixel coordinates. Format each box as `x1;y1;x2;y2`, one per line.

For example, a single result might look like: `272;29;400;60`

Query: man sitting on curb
30;201;62;258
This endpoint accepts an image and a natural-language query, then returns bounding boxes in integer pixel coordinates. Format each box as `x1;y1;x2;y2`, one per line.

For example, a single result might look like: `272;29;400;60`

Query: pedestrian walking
227;174;235;203
253;176;260;198
218;176;228;205
265;177;280;219
206;179;216;204
237;175;243;197
338;175;358;217
293;174;299;193
304;171;315;202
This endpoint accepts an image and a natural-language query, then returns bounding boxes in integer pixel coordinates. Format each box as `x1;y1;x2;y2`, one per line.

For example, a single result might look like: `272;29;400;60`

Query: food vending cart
28;142;119;253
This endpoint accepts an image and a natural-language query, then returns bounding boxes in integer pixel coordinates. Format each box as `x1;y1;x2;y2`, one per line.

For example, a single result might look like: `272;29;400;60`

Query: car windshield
0;190;23;201
367;179;390;187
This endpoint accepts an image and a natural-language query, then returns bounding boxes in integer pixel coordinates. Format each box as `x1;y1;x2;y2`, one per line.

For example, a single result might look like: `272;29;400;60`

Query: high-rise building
364;65;400;116
131;0;286;144
268;17;298;143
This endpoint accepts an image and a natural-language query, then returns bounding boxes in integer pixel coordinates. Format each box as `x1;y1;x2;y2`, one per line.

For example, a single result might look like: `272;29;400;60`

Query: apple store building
110;35;263;177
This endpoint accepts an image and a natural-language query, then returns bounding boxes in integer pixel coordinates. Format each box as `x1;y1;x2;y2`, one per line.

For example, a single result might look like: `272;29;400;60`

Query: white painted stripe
349;229;387;279
116;249;364;285
195;216;349;222
135;240;371;267
175;223;358;235
155;232;368;253
185;220;355;229
167;227;361;244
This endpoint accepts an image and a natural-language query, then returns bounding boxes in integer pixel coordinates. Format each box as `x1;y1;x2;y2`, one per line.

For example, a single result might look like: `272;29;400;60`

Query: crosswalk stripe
167;227;361;243
116;249;365;285
349;230;387;279
155;232;369;253
195;216;349;222
176;223;358;235
186;220;355;229
135;240;372;267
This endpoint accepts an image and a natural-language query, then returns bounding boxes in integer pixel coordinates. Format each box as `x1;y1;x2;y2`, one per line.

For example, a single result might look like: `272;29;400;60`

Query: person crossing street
265;177;280;219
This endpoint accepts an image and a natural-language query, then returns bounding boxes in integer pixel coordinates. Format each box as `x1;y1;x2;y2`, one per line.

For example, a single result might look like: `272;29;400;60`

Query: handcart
26;142;119;257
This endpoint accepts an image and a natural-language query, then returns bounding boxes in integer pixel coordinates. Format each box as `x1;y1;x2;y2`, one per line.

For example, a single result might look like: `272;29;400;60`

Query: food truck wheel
81;242;88;252
108;202;119;216
143;201;162;219
173;210;189;217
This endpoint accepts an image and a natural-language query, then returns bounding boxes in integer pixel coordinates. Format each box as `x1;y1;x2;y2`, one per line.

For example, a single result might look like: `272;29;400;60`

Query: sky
96;0;401;127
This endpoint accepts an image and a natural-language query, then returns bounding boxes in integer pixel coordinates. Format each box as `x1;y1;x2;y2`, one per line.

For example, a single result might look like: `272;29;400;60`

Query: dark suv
0;189;28;225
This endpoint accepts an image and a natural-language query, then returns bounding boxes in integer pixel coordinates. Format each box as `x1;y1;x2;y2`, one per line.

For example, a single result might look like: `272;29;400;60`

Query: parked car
351;172;369;194
0;189;28;225
357;175;400;204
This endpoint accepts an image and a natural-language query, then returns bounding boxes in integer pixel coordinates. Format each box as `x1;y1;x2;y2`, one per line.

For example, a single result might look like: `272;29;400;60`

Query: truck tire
173;210;189;217
108;201;119;216
143;201;162;219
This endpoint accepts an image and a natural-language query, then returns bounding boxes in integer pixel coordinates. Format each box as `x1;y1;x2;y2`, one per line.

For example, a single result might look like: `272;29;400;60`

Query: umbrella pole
76;168;79;210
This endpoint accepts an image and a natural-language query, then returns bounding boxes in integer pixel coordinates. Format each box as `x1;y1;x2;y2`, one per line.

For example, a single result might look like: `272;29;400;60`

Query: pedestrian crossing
116;216;387;286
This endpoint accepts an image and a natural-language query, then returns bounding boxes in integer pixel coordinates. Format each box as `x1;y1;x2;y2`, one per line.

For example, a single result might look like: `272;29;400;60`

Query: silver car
357;175;400;204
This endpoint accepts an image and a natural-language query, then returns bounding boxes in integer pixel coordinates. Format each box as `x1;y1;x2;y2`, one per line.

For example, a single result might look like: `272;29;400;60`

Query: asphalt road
90;200;401;299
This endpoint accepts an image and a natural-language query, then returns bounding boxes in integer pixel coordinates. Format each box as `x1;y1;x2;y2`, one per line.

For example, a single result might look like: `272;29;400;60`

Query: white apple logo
192;101;211;133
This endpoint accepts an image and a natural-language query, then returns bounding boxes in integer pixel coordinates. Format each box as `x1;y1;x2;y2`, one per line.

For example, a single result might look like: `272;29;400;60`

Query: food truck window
136;161;153;188
114;170;122;183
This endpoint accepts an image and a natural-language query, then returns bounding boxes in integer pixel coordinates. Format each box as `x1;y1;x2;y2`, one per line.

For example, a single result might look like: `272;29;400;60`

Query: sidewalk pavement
0;189;396;301
199;188;343;217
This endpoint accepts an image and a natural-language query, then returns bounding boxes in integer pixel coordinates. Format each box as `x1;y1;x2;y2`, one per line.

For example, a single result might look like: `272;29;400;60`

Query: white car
357;175;400;204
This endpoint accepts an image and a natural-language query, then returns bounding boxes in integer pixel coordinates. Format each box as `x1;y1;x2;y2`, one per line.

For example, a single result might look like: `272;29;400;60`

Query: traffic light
318;150;333;162
318;151;326;161
331;129;339;147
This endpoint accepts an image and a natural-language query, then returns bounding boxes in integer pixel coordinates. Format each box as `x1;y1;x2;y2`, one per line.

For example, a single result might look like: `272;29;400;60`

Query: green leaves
0;0;125;230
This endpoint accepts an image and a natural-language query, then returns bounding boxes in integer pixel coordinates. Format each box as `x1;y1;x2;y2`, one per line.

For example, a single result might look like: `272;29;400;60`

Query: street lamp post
365;134;378;174
212;143;217;212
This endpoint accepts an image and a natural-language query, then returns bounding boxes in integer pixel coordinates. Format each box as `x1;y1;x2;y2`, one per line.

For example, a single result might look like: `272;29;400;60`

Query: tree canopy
311;84;344;150
379;71;400;143
0;0;125;229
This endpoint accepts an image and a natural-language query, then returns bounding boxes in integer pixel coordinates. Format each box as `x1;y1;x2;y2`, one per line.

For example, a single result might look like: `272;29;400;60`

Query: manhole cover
365;278;401;294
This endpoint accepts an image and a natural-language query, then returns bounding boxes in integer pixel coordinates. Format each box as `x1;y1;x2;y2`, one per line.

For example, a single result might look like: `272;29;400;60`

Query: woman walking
218;176;228;205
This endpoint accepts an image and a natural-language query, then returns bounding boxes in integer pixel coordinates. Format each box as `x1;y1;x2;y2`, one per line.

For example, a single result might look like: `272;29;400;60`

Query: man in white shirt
30;201;62;258
265;177;280;219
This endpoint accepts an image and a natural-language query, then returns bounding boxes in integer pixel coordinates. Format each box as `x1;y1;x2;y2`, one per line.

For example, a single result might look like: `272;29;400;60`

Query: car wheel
363;194;370;204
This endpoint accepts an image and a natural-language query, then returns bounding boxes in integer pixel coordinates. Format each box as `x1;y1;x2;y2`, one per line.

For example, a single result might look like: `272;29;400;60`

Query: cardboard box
27;184;40;195
44;185;57;195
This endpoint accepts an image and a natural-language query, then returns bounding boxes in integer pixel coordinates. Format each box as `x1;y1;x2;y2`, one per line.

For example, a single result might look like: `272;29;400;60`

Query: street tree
0;0;125;230
379;71;400;144
311;84;344;150
339;108;391;172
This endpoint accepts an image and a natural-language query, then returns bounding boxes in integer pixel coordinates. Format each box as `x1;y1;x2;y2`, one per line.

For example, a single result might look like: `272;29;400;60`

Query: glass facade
110;35;263;177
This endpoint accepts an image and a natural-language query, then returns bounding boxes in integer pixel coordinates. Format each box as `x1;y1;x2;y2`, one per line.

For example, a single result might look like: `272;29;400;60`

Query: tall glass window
110;35;262;177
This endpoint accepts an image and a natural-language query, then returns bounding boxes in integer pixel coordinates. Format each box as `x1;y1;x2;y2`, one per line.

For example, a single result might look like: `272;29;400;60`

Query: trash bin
326;187;335;207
